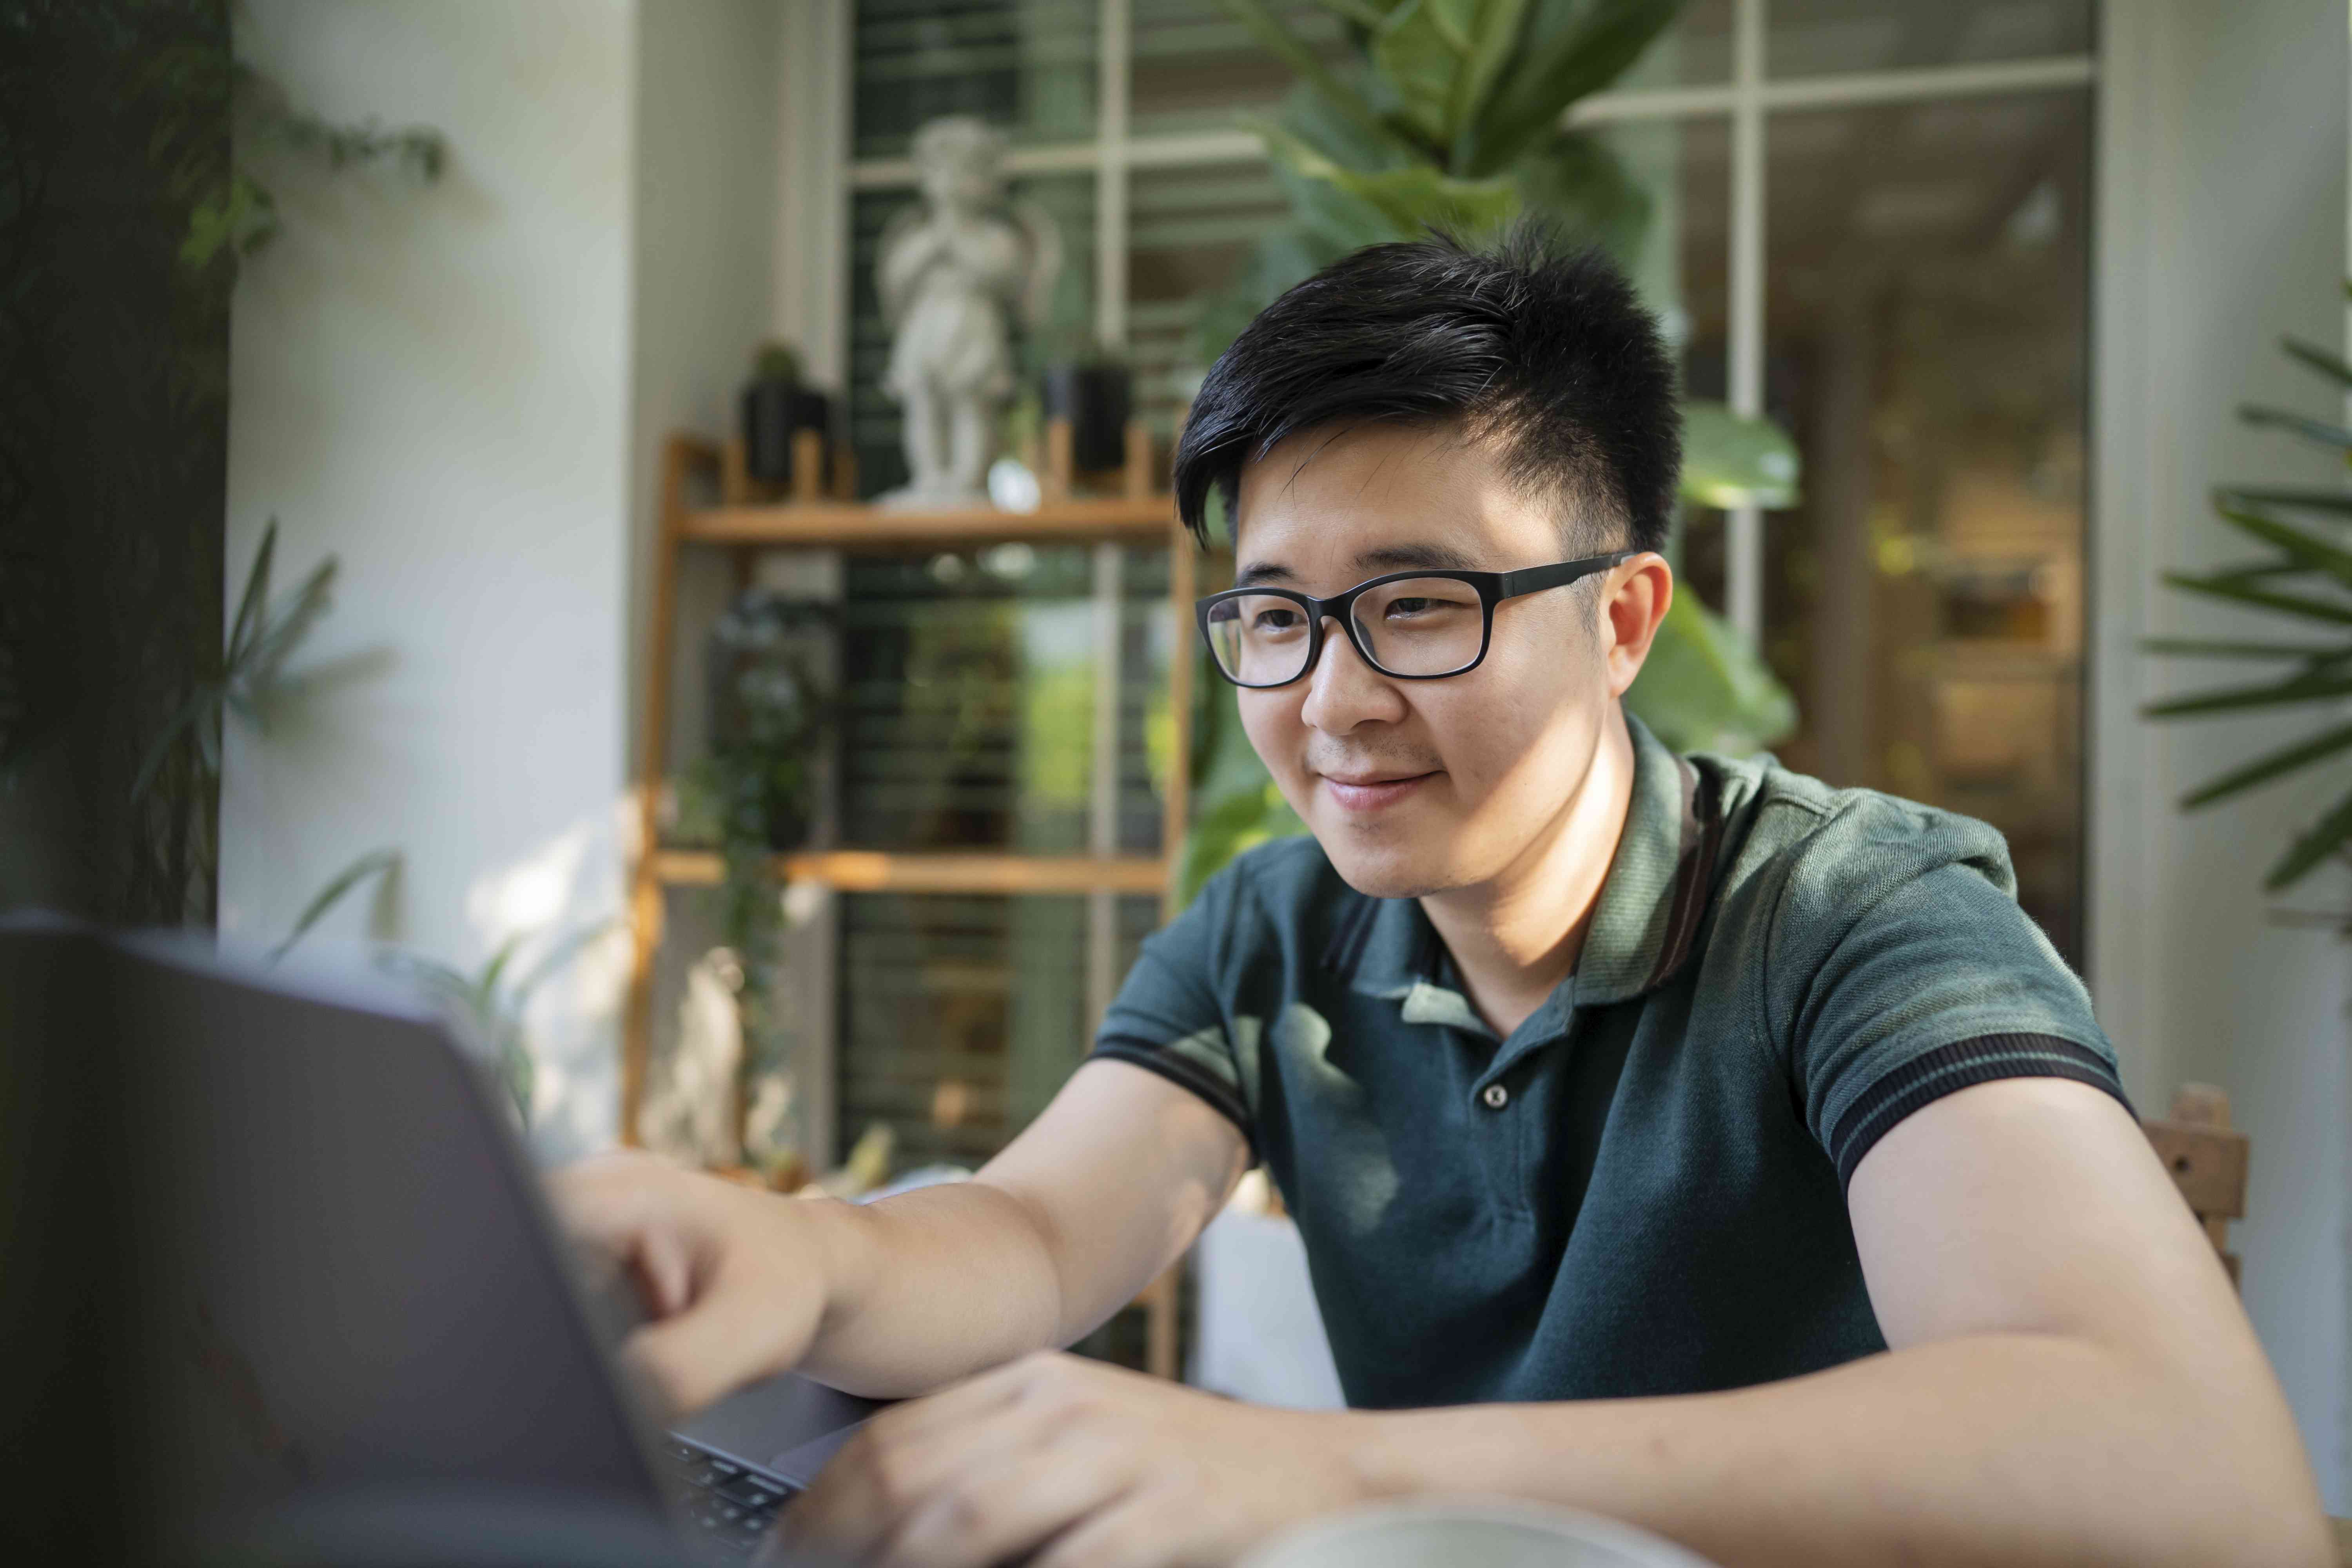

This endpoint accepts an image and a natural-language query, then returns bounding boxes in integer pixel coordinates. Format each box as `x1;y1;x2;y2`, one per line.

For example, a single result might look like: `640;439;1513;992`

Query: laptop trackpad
672;1372;886;1489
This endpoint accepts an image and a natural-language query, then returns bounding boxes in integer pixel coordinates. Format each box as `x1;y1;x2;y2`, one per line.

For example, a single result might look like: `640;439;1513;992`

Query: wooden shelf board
679;498;1178;548
650;848;1169;895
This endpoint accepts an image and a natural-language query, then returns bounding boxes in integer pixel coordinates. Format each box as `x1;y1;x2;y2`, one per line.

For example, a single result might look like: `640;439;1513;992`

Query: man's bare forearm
1338;1333;2328;1568
789;1181;1074;1398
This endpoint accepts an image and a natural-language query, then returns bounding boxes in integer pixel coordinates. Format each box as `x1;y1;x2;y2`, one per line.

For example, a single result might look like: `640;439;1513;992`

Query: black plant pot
741;381;832;484
764;799;811;853
1043;363;1131;472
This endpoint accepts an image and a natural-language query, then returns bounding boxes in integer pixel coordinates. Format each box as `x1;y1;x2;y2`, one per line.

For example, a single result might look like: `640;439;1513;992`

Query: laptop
0;920;880;1565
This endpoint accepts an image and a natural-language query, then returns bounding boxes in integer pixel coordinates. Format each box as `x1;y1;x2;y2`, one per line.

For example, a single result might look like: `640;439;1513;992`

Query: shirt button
1480;1083;1509;1110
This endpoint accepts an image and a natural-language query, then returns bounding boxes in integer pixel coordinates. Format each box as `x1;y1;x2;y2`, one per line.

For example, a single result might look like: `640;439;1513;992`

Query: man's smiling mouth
1316;769;1439;812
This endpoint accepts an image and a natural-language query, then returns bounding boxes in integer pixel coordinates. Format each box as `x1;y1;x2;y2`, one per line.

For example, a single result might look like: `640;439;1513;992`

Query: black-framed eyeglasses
1195;552;1635;690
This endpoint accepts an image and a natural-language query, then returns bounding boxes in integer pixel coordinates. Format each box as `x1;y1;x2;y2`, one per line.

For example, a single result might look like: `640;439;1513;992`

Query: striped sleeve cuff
1825;1033;2132;1189
1090;1032;1258;1161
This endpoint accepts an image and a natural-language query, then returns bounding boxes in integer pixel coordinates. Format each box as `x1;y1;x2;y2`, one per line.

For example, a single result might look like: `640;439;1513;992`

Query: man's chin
1311;831;1461;901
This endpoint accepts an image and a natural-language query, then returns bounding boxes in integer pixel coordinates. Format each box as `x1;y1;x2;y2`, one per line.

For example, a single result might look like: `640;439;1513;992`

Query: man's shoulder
1690;749;2022;925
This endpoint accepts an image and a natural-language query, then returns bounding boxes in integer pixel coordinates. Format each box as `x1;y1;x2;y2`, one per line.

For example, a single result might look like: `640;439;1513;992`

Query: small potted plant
740;341;831;486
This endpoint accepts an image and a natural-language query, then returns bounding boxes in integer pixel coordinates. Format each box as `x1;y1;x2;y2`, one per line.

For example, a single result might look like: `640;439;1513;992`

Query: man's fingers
620;1259;794;1420
1026;1486;1192;1568
783;1377;1069;1561
871;1438;1141;1568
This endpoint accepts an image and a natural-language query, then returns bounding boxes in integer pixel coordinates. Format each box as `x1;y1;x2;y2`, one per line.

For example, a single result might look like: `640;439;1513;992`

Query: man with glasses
558;232;2327;1566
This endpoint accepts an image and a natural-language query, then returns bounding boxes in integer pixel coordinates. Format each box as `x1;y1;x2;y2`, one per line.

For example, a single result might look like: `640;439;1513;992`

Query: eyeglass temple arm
1496;550;1636;599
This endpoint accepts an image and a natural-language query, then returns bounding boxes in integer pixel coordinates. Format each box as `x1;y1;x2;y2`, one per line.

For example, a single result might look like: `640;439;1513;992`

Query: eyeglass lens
1203;577;1486;685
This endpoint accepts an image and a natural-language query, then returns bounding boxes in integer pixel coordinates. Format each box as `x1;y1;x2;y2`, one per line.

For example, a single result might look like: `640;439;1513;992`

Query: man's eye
1252;608;1302;632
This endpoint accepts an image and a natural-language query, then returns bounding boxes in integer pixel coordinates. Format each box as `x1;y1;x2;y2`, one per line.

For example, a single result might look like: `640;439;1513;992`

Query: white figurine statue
876;116;1062;509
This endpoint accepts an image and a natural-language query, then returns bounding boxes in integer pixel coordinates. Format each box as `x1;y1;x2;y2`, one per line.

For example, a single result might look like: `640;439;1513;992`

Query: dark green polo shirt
1091;715;2126;1410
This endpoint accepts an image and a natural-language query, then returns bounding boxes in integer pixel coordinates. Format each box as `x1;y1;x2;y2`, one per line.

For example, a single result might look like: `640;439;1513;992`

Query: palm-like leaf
2160;570;2352;626
2266;786;2352;891
2238;403;2352;453
2147;309;2352;890
2181;721;2352;809
2280;335;2352;389
2213;506;2352;589
268;848;400;961
2143;637;2352;660
2213;485;2352;517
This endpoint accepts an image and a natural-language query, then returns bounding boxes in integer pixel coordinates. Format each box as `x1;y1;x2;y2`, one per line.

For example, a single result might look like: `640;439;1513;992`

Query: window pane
838;544;1170;855
1767;0;2093;78
836;891;1161;1170
848;172;1097;499
855;0;1098;162
1126;158;1289;432
1760;89;2092;960
1131;0;1349;142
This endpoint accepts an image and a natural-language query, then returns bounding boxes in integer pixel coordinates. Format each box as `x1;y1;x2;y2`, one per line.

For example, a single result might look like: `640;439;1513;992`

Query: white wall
2092;0;2352;1508
629;0;784;777
223;1;633;1160
224;0;784;1160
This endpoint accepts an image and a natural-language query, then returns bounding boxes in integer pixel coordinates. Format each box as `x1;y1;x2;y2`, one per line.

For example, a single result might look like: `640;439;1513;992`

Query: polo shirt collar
1320;713;1720;1025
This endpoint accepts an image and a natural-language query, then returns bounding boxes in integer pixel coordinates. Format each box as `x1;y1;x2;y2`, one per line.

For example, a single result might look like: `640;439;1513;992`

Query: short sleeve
1087;865;1258;1157
1765;800;2130;1189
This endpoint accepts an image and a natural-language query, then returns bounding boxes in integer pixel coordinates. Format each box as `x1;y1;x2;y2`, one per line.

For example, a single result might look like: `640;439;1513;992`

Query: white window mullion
1726;0;1766;648
1095;0;1131;351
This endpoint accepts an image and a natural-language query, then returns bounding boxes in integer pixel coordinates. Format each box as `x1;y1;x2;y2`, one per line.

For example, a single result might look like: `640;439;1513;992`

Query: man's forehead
1230;424;1551;579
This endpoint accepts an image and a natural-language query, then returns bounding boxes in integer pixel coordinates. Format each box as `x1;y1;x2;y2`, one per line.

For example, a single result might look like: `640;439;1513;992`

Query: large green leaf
1679;401;1801;510
1513;129;1650;261
2181;720;2352;809
1258;118;1520;240
1625;592;1797;755
1370;0;1472;151
1448;0;1536;166
1216;0;1395;148
1461;0;1683;176
2265;784;2352;890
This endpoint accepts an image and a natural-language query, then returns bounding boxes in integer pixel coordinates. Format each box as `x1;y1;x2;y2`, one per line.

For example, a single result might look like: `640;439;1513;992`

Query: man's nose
1298;616;1407;733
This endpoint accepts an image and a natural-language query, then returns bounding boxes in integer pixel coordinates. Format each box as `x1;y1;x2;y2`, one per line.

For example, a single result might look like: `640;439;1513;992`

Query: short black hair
1174;228;1681;556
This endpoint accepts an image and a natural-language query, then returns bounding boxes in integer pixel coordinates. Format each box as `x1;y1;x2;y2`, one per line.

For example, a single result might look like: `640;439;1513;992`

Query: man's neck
1417;706;1637;1039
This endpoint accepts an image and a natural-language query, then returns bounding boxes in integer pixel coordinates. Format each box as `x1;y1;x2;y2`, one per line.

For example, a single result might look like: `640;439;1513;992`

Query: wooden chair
2141;1082;2248;1287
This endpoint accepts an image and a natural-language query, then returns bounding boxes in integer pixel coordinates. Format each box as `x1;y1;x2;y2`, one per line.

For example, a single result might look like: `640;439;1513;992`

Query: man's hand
550;1151;838;1419
778;1353;1374;1568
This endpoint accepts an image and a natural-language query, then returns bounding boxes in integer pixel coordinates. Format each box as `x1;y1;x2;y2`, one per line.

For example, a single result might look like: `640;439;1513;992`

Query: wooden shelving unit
624;433;1197;1379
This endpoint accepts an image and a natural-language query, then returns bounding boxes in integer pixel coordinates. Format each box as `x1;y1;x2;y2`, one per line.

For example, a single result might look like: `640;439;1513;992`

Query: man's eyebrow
1355;542;1481;573
1234;543;1483;588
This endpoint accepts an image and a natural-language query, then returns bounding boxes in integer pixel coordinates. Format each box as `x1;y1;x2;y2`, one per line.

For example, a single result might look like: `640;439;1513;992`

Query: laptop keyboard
666;1436;799;1557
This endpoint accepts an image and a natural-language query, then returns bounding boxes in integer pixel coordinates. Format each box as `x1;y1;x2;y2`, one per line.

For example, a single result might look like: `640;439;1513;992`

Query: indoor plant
2145;296;2352;897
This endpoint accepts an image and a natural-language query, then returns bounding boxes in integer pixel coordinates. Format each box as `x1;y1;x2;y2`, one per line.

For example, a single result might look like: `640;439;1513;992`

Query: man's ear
1601;554;1675;700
